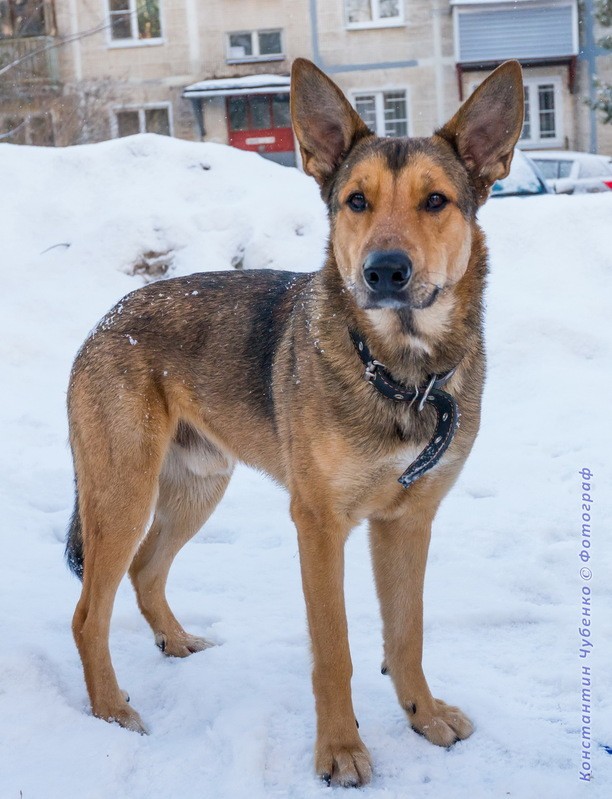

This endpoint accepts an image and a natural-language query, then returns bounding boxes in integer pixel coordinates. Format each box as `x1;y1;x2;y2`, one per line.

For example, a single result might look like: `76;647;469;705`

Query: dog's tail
65;489;84;581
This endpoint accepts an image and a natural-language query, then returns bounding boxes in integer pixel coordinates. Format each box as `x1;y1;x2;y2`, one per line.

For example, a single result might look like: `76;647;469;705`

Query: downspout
582;0;598;153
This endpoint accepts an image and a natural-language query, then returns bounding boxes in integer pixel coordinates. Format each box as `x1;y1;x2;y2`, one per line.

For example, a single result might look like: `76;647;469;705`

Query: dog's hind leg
129;424;234;658
69;388;171;733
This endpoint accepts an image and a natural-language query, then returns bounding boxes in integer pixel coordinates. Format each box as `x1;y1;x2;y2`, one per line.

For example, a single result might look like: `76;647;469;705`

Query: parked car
491;149;551;197
529;150;612;194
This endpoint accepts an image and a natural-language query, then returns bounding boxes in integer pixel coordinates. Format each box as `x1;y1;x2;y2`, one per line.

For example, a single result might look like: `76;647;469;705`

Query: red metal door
226;93;294;155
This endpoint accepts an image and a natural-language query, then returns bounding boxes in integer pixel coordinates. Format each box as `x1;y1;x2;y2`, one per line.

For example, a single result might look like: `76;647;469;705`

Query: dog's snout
363;251;412;294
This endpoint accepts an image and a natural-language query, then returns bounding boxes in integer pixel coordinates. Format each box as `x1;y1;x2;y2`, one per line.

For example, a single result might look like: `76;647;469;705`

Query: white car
529;150;612;194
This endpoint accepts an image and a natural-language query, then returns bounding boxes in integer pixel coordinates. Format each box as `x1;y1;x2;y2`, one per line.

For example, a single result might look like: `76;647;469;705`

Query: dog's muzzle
363;250;412;303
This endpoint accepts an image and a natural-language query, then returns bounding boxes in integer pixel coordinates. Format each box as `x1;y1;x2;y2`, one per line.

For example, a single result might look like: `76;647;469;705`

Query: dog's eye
347;192;367;212
425;193;448;211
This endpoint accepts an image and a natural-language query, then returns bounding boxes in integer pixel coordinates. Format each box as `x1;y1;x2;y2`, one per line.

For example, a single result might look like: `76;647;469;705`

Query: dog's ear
291;58;371;186
437;60;524;204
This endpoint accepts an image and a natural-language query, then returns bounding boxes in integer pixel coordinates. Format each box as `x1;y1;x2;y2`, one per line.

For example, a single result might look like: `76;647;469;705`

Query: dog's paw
316;736;372;787
409;698;473;747
155;631;215;658
94;700;148;734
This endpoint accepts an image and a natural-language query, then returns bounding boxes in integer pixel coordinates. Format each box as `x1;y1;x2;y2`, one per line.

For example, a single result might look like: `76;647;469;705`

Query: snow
1;134;611;799
184;74;290;97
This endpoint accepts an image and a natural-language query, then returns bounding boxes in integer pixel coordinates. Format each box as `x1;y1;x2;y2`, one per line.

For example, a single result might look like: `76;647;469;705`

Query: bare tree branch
0;117;27;140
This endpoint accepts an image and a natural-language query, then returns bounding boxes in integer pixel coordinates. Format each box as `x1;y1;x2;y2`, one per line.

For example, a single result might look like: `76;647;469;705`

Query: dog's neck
314;246;486;388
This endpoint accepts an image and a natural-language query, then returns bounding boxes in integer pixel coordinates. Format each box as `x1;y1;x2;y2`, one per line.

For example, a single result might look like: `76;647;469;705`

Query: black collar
349;330;461;488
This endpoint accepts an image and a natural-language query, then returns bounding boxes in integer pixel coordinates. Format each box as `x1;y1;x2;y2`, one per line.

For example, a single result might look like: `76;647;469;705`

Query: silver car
530;150;612;194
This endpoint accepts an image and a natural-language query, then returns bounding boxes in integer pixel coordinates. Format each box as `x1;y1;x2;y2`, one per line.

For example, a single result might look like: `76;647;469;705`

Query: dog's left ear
291;58;371;187
437;60;524;204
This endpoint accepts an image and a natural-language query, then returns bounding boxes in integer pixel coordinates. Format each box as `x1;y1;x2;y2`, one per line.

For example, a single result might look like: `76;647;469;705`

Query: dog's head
291;59;523;338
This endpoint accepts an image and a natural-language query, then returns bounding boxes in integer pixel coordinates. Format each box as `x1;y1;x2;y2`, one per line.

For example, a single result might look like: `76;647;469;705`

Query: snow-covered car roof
529;150;612;162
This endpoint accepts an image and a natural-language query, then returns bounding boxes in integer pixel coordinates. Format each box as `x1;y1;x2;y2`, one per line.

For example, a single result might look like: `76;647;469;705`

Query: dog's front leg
369;478;474;747
291;495;372;787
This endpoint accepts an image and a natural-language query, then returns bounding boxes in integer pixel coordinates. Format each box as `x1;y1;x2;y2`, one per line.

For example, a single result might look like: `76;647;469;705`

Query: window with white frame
114;105;171;137
345;0;403;28
520;79;561;146
108;0;161;43
226;30;283;63
354;90;408;137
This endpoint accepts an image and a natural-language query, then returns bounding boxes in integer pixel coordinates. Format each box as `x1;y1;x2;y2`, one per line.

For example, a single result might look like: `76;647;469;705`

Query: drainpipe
582;0;598;153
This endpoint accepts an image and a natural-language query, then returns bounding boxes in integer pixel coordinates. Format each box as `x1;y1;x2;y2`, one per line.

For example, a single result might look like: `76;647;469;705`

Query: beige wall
314;0;459;135
196;0;311;77
2;0;611;155
51;0;311;144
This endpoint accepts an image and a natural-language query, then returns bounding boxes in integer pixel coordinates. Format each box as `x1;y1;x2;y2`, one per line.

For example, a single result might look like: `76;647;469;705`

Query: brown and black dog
65;58;524;786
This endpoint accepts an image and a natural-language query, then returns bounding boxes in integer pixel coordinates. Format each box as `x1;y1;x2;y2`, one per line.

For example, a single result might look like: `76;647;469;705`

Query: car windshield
532;159;574;180
492;151;547;196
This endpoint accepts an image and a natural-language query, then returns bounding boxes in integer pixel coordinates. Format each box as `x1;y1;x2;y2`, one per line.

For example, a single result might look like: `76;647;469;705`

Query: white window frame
519;76;563;148
345;0;405;30
468;75;563;149
351;88;410;138
111;102;173;137
106;0;164;49
225;29;284;64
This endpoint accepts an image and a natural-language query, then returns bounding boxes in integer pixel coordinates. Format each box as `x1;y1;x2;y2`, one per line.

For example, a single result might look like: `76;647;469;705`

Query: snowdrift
0;135;610;798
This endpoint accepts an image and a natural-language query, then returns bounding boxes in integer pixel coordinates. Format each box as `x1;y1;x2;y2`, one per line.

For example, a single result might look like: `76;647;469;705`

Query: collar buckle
364;359;385;384
417;373;438;412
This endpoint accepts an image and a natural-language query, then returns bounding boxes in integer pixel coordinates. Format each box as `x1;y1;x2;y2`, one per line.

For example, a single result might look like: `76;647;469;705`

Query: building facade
0;0;610;156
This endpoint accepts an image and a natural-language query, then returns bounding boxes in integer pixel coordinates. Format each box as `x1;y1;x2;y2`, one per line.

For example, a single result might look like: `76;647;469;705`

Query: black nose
363;250;412;293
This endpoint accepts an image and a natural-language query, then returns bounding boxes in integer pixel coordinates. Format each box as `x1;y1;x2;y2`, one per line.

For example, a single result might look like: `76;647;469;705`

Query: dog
65;58;524;787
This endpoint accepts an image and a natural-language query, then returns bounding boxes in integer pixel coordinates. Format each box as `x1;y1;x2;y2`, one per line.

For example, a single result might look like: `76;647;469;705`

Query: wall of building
313;0;459;136
1;0;611;155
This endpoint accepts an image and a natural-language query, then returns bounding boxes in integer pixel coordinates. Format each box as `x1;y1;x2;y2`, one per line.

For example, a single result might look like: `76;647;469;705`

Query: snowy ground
0;135;610;799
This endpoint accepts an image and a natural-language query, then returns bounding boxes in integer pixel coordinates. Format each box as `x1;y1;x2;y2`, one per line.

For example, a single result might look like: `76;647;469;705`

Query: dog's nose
363;250;412;293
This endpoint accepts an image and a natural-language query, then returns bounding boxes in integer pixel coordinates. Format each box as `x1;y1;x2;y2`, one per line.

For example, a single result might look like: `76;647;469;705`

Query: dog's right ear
291;58;371;186
436;61;524;205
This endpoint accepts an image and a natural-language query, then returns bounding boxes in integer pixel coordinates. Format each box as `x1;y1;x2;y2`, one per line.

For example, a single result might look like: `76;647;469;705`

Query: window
354;90;408;137
226;94;290;132
114;105;171;137
226;29;283;63
532;159;573;180
0;1;49;38
345;0;403;28
1;113;54;144
577;158;611;179
108;0;161;43
520;79;562;147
